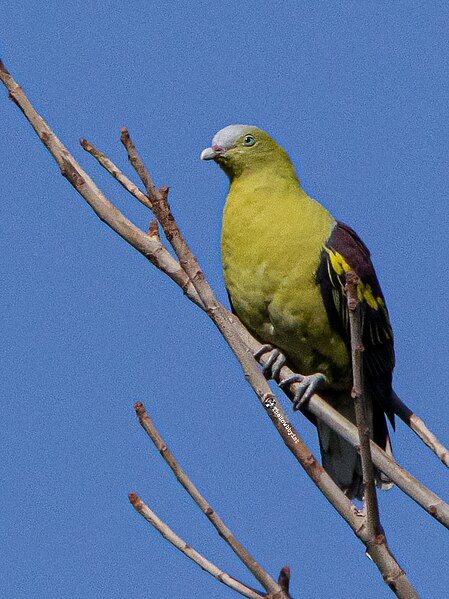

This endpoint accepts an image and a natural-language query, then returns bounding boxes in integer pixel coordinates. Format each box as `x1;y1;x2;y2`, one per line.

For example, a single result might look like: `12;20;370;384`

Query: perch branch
128;493;265;599
346;271;381;538
0;59;427;597
264;356;449;530
133;401;286;598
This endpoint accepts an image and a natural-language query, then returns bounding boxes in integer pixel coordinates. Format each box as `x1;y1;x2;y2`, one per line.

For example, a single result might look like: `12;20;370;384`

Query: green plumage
201;125;394;499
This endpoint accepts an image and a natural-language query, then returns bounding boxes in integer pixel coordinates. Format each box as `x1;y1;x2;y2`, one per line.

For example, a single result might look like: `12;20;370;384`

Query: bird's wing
316;221;395;425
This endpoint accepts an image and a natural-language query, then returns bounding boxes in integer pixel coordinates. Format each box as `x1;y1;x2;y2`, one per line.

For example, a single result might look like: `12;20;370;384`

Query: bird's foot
253;344;286;381
279;372;327;411
254;345;327;410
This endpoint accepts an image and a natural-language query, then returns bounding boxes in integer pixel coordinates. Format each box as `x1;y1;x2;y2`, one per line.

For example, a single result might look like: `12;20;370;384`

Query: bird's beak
200;144;225;161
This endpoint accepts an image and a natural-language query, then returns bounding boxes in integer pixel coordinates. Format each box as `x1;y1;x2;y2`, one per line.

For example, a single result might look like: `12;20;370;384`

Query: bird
201;124;394;500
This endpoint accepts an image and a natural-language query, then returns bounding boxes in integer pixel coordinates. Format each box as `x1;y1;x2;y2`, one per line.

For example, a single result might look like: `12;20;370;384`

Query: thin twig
391;392;449;468
128;493;265;599
120;128;160;199
80;137;153;210
346;271;381;538
133;401;285;597
277;567;291;596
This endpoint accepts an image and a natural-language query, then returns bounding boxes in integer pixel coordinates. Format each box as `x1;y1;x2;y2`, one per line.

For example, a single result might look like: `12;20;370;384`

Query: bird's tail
316;392;393;500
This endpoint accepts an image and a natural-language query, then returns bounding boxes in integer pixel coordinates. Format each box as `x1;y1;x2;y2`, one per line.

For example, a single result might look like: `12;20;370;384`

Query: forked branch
3;58;445;597
128;493;265;599
133;401;288;598
118;126;417;597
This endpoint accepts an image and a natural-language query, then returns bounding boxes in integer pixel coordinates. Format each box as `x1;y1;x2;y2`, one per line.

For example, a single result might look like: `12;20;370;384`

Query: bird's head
200;124;291;179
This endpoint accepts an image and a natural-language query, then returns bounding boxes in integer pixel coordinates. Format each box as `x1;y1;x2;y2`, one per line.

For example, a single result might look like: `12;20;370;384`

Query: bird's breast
221;183;350;382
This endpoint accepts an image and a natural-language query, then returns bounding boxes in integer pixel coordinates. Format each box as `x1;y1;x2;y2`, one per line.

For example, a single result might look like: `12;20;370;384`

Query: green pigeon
201;125;394;499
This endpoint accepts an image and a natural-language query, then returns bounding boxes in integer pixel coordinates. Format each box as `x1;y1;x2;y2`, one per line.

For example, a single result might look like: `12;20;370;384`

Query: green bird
201;125;394;499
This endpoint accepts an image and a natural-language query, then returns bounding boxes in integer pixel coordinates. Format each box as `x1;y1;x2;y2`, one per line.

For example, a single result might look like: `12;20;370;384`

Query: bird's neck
224;160;333;239
227;161;319;212
226;152;299;186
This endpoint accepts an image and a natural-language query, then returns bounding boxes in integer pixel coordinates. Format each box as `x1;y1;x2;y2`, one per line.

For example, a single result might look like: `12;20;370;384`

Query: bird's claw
280;372;327;411
254;346;327;409
253;344;287;381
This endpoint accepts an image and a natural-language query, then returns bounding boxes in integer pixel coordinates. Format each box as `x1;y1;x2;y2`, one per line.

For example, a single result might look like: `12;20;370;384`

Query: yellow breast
221;172;350;383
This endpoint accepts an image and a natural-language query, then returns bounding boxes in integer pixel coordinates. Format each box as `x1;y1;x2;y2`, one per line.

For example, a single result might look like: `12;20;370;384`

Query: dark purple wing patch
316;221;395;425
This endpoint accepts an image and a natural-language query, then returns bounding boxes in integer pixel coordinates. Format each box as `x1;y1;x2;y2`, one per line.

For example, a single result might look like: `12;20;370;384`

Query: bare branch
272;359;449;530
0;58;431;597
0;60;197;307
120;128;160;200
346;271;381;538
229;313;449;528
133;402;285;597
119;128;418;596
391;392;449;468
128;493;265;599
80;137;153;210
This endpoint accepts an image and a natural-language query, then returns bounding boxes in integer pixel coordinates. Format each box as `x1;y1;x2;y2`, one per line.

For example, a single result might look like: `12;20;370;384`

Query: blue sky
1;2;448;598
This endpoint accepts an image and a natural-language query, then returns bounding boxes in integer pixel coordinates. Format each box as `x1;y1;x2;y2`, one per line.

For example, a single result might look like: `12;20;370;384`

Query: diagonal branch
133;401;286;598
228;317;449;529
391;392;449;468
295;379;449;528
128;493;265;599
0;58;429;597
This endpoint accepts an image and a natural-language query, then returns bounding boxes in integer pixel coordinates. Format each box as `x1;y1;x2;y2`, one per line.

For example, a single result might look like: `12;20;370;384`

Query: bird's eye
243;134;256;147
